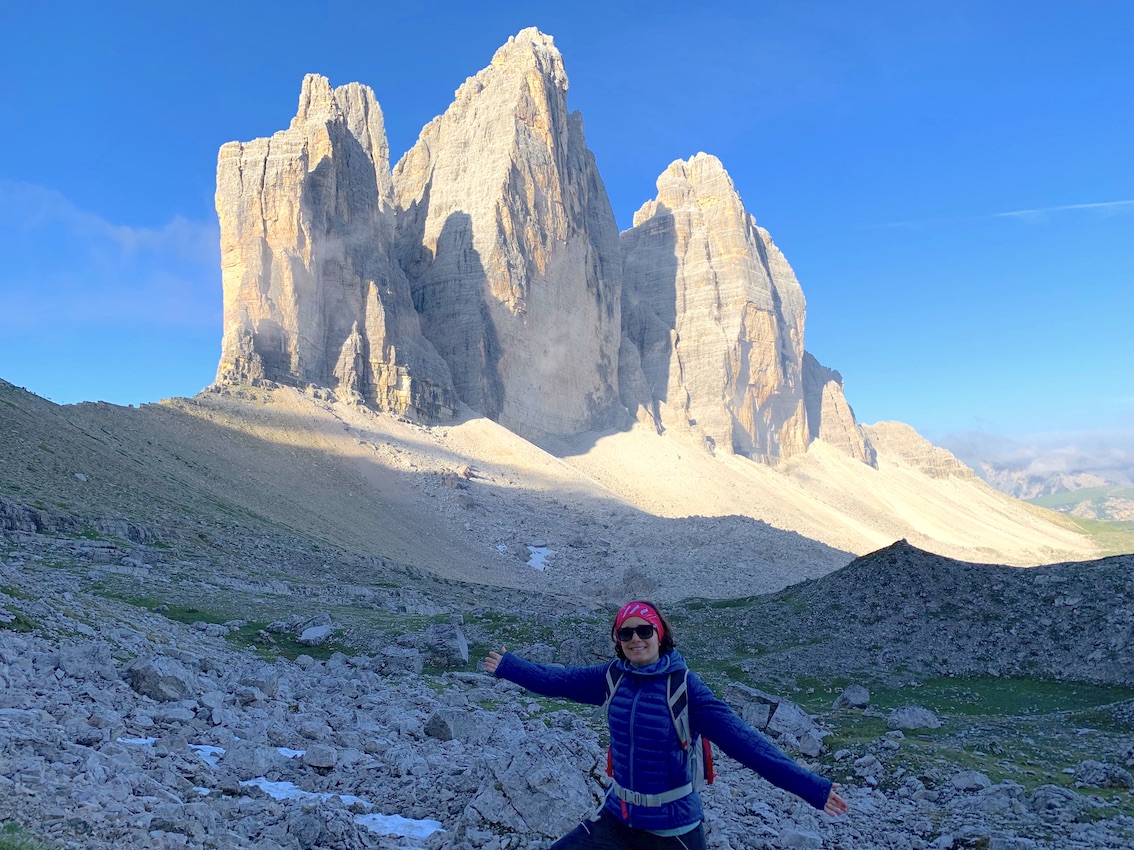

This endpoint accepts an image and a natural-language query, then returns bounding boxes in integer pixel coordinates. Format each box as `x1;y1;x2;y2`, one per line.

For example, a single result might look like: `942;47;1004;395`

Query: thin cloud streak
994;200;1134;221
866;199;1134;230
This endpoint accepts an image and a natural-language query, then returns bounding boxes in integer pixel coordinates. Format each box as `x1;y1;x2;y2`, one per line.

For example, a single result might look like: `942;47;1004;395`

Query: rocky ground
2;379;1132;848
2;521;1132;850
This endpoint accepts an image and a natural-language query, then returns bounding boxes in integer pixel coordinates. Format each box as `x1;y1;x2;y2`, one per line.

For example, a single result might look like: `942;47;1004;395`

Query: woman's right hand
484;646;507;675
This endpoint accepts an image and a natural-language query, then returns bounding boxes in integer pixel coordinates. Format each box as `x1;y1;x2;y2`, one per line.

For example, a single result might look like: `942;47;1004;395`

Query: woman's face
619;616;661;667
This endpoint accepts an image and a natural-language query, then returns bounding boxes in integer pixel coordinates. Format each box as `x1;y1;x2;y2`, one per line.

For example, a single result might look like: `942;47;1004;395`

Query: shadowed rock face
802;353;877;467
393;28;624;440
215;74;456;421
620;154;811;462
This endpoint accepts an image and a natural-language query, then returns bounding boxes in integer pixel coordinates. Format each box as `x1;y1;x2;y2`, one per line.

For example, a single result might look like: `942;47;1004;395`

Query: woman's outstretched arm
485;646;610;706
686;672;847;814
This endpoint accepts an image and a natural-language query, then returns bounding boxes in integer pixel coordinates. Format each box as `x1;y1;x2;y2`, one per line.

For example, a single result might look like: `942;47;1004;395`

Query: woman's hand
824;783;848;816
484;646;507;675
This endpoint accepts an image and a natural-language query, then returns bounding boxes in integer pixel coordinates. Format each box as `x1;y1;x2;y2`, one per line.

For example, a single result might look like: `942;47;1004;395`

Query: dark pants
549;808;707;850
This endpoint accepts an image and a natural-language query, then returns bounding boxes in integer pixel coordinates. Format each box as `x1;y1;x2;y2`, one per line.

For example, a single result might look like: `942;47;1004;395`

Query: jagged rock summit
620;152;874;464
394;28;624;439
210;29;876;467
215;29;625;441
215;74;457;421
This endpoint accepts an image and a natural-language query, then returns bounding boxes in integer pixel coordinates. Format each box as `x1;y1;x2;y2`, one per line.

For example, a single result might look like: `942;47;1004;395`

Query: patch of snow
240;777;309;801
276;747;305;758
240;777;443;838
355;812;445;839
116;736;156;746
527;546;556;571
189;744;225;767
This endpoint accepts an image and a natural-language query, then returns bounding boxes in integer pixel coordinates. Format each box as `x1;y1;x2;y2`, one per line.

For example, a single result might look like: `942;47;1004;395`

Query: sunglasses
616;624;656;642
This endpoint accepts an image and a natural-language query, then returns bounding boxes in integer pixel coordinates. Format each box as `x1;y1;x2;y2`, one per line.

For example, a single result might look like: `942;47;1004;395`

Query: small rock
299;624;334;646
123;656;200;701
780;827;823;849
952;770;993;791
888;706;942;729
833;684;870;709
1074;759;1134;789
302;744;337;770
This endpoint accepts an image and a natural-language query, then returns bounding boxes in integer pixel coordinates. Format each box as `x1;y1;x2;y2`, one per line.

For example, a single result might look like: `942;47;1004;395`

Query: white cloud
0;180;220;329
938;428;1134;484
993;199;1134;223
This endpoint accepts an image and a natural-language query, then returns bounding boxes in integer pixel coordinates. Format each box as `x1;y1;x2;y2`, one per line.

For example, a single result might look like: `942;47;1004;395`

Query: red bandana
613;601;665;642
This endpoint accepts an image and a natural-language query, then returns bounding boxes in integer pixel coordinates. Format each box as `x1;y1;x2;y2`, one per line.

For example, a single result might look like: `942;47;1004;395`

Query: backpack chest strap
609;778;694;807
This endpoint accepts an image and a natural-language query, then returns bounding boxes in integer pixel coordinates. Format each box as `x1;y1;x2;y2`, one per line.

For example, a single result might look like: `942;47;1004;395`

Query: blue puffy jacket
494;650;832;832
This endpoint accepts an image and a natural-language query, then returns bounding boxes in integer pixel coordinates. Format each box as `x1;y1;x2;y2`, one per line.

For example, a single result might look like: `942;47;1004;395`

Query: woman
484;600;848;849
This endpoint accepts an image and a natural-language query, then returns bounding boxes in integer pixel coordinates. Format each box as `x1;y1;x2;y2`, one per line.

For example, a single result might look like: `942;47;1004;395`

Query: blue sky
1;1;1131;473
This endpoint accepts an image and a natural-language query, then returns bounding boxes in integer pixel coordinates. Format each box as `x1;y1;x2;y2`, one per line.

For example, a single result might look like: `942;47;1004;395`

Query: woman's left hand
484;646;507;675
824;783;848;816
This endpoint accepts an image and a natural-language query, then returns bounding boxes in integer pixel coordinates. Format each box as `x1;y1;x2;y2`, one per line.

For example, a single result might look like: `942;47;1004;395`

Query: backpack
602;663;716;792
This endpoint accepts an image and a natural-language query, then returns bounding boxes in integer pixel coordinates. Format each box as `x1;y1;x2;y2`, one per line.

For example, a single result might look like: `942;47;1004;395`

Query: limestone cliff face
215;74;456;420
393;28;623;439
863;422;975;480
620;154;809;461
802;353;877;466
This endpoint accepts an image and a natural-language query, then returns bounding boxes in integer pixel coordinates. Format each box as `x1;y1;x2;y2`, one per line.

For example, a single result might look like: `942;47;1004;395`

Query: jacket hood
614;649;688;678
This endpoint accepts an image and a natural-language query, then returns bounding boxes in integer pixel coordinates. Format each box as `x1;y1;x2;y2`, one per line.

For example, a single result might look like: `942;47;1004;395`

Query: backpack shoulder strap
602;662;625;718
667;668;691;749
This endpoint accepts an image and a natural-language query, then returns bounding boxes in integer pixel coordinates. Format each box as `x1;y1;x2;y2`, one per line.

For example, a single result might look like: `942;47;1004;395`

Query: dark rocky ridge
678;540;1134;688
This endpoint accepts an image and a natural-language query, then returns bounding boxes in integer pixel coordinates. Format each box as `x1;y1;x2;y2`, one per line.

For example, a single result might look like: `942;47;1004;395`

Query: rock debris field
2;527;1133;850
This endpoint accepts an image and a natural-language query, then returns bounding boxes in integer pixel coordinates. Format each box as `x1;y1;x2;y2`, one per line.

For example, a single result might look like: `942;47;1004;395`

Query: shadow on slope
0;379;850;602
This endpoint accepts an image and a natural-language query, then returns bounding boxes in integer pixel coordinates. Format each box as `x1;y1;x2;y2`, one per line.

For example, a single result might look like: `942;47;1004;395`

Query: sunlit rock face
864;422;977;481
215;74;456;421
802;353;877;467
392;28;624;440
620;153;810;461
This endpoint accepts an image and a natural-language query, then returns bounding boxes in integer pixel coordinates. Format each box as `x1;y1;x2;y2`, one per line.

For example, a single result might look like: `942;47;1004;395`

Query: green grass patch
821;713;893;752
467;609;603;652
683;595;759;611
0;822;48;850
0;610;36;633
100;593;228;626
1067;698;1134;733
1062;516;1134;556
1029;486;1134;510
0;585;35;601
868;676;1134;718
225;621;354;662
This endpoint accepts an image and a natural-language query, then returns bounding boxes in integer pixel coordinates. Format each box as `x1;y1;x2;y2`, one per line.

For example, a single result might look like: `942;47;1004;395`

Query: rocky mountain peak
619;152;875;465
484;27;566;86
864;422;978;480
289;74;394;205
213;31;876;466
213;74;455;420
392;27;623;439
620;153;810;461
631;152;736;227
